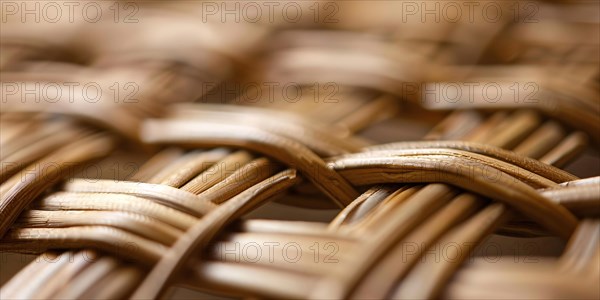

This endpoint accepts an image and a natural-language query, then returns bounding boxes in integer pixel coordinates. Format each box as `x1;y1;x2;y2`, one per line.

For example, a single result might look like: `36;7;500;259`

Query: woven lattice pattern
1;1;599;299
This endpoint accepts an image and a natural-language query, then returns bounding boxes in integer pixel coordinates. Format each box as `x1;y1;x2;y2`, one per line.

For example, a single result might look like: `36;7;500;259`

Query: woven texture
1;1;599;299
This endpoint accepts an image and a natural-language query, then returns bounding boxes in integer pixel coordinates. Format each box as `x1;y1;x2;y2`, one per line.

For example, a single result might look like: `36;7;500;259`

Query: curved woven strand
32;251;98;299
238;219;345;238
0;81;150;141
0;127;91;182
322;183;459;299
332;149;562;188
389;203;509;299
147;148;230;186
328;185;396;229
559;220;600;274
14;209;183;245
559;176;600;187
364;140;579;183
128;148;184;183
199;158;279;204
51;255;122;299
179;151;254;194
340;186;421;234
185;261;317;299
0;133;115;238
171;105;366;155
173;103;355;138
419;81;600;144
350;193;484;299
0;252;61;299
331;155;578;239
444;264;598;299
441;221;600;299
0;226;167;263
540;183;600;217
0;117;72;161
36;192;198;230
63;179;217;217
79;265;145;299
142;119;359;206
131;169;299;299
206;236;353;278
539;132;589;168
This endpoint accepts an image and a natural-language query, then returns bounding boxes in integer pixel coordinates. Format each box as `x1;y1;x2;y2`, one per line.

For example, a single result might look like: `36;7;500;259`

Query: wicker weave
1;0;599;299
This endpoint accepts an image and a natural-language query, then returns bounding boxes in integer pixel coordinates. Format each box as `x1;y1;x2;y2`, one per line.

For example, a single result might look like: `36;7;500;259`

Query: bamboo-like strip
239;219;332;237
51;255;120;299
344;187;420;233
559;220;600;274
331;155;578;239
560;177;600;188
1;226;166;263
351;194;483;299
78;265;145;299
32;250;97;299
0;83;147;140
540;184;600;217
443;263;598;299
142;120;359;206
149;149;229;187
200;158;278;204
130;148;185;183
63;179;217;217
173;103;354;138
0;118;72;161
181;151;253;194
15;210;183;245
539;132;589;168
36;192;198;230
482;110;541;148
0;134;115;238
443;216;600;298
171;105;365;155
207;232;355;276
332;149;563;188
0;126;89;183
390;204;509;299
320;184;458;299
364;141;578;183
187;261;317;299
131;169;299;299
0;252;62;299
512;122;566;158
328;186;394;229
